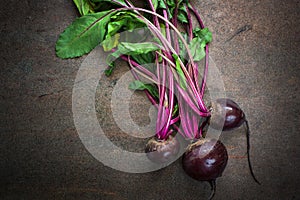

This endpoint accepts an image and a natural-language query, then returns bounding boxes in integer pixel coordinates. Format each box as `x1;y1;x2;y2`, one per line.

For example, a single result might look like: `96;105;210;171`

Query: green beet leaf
106;11;145;37
118;42;160;55
102;33;120;52
73;0;95;16
91;0;127;7
157;0;167;9
151;0;159;10
178;32;188;62
106;42;159;74
172;54;187;89
106;42;160;64
102;11;146;52
129;80;159;98
188;27;212;61
131;53;155;65
193;27;213;43
160;0;185;19
177;5;188;23
104;61;116;76
55;10;113;58
172;104;179;116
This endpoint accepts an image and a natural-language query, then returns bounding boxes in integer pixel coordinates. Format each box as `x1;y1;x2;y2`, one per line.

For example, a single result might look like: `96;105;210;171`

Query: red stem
148;0;160;29
188;4;210;98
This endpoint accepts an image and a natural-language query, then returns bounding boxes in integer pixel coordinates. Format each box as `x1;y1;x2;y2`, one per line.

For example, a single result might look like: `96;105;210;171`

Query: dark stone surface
1;0;299;199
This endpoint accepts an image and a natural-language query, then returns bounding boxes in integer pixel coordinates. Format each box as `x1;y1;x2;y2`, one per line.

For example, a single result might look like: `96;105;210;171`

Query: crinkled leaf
189;28;212;61
166;0;184;9
131;53;155;65
166;0;176;7
102;33;120;51
91;0;127;7
177;6;188;23
106;42;159;73
193;27;213;43
102;11;146;54
160;0;185;19
106;42;159;65
189;38;206;61
106;11;145;37
73;0;95;16
177;11;188;23
73;0;119;15
129;80;159;98
118;42;160;55
157;0;167;9
55;10;113;58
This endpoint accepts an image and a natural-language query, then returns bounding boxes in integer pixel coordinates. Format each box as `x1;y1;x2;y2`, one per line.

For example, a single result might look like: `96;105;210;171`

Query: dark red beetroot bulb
145;135;180;163
209;98;261;185
209;98;245;131
182;139;228;181
182;139;228;199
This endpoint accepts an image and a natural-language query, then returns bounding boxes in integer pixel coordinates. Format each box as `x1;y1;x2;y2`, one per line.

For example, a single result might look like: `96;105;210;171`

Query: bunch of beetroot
56;0;260;199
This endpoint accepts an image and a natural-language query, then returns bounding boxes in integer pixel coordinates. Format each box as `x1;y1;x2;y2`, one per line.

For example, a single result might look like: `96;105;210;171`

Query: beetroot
209;98;245;131
209;98;260;184
182;139;228;199
145;135;180;163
